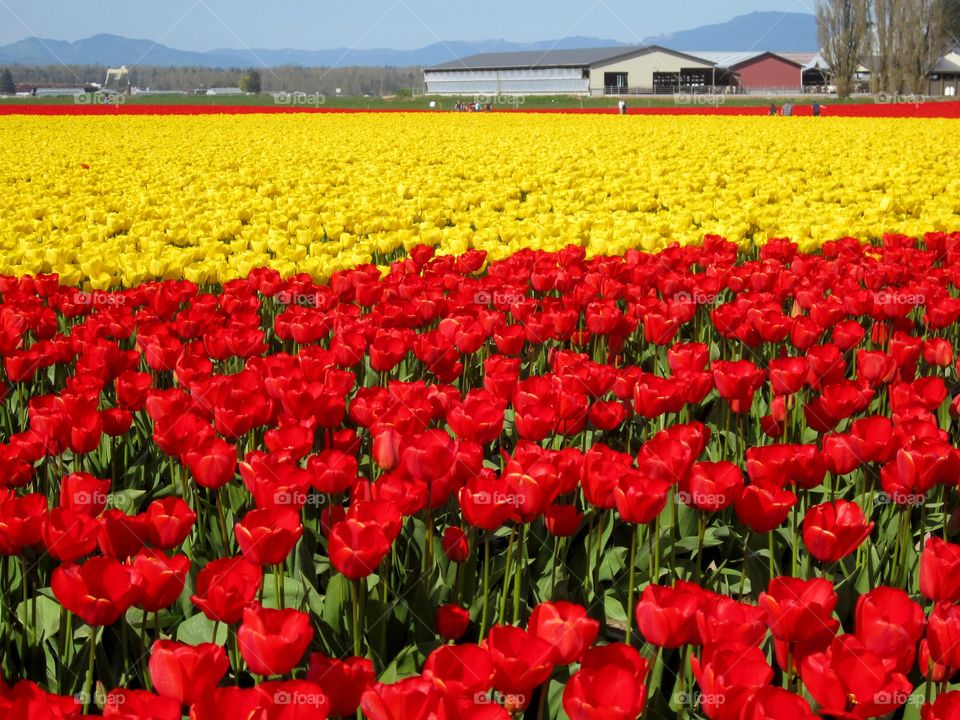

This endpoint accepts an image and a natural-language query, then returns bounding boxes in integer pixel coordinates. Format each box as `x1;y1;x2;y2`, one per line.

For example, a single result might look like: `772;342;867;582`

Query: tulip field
3;110;960;720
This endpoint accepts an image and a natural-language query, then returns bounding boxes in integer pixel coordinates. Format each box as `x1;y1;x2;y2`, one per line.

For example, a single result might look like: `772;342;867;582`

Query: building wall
589;52;714;93
736;56;803;91
424;67;589;96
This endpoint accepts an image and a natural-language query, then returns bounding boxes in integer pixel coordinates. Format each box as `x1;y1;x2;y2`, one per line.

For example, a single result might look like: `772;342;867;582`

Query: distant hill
0;12;817;69
642;11;818;53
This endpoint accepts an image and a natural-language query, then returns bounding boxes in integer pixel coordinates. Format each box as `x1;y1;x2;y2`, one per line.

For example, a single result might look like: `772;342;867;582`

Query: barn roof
689;51;804;69
933;51;960;73
426;45;714;71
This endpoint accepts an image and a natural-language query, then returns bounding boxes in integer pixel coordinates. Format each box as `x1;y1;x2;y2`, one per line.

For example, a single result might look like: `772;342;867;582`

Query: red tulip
145;497;197;549
103;689;181;719
259;679;330;720
690;642;773;720
328;518;391;579
855;586;924;674
634;581;703;648
758;576;838;644
679;461;743;512
441;526;469;562
696;596;767;647
802;500;874;563
484;624;555;696
238;603;314;676
739;687;820;720
306;654;375;717
528;601;599;665
131;549;190;613
435;603;471;640
422;643;492;697
800;634;912;719
190;555;263;624
712;360;765;412
182;437;236;490
613;471;670;525
923;691;960;720
360;677;448;720
926;602;960;668
235;507;303;566
149;639;229;705
543;504;583;536
734;483;796;533
563;643;648;720
51;556;143;626
920;536;960;602
58;472;111;516
41;507;100;562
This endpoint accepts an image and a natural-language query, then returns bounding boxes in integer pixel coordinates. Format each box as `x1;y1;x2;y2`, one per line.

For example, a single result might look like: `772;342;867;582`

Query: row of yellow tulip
2;114;959;288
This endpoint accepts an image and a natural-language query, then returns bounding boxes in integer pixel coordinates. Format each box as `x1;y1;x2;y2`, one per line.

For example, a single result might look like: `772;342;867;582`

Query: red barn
693;52;805;92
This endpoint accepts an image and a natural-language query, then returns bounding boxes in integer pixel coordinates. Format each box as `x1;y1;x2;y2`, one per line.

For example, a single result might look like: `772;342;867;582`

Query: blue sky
0;0;813;50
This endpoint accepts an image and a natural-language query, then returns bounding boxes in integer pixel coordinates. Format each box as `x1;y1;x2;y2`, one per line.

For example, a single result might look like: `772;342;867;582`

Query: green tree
240;69;262;94
0;68;15;95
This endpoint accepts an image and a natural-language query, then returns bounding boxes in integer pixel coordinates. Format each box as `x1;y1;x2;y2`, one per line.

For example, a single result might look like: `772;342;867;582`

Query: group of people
454;101;492;112
769;102;822;116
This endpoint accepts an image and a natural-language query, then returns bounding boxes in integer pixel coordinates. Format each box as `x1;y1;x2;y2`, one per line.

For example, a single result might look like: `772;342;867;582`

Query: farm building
690;51;806;92
423;46;715;97
929;51;960;96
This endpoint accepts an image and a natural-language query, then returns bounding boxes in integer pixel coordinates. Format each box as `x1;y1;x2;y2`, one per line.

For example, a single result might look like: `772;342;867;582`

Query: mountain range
0;12;818;69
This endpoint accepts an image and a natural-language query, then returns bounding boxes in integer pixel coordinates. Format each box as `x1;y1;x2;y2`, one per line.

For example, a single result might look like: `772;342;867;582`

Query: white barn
423;46;716;97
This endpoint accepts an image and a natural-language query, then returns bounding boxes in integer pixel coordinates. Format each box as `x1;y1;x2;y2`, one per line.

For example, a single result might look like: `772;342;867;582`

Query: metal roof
688;51;804;69
933;52;960;73
426;45;713;71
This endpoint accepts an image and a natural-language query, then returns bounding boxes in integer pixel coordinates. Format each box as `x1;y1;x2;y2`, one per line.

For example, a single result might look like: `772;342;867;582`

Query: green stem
512;525;526;624
83;629;97;714
625;525;639;644
480;535;491;639
498;527;516;624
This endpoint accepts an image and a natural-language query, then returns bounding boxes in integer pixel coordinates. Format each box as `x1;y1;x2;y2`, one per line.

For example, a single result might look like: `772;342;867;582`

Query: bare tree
817;0;871;97
872;0;901;93
872;0;950;95
900;0;951;93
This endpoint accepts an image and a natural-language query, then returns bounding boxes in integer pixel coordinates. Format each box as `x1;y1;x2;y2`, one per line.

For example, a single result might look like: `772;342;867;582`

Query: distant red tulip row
1;101;959;117
4;233;960;717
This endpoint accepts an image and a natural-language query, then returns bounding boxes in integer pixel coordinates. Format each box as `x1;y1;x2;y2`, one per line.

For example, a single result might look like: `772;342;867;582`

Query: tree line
817;0;960;97
0;64;423;96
